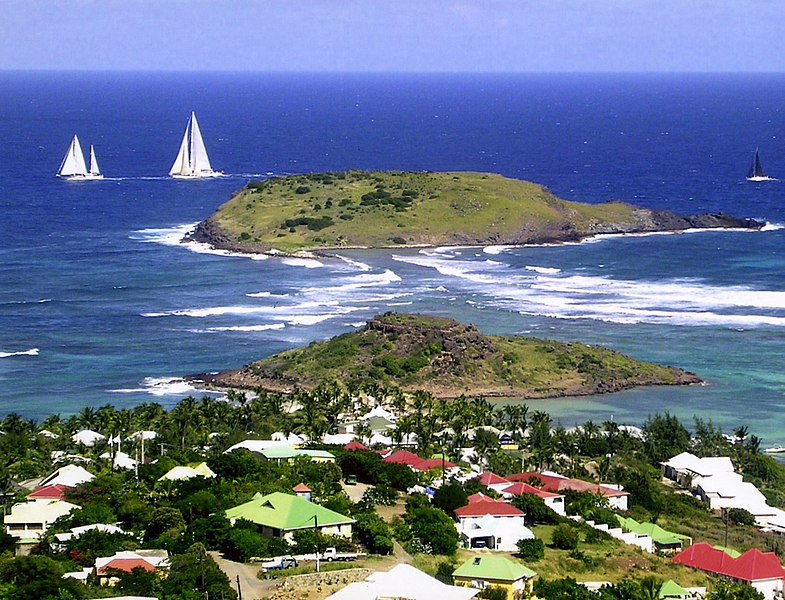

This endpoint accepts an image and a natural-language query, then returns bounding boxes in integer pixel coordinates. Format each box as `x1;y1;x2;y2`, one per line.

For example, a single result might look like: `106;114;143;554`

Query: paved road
209;551;276;600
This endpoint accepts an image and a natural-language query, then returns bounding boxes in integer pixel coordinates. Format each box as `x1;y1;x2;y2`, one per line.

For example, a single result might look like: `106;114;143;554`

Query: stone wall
268;568;372;600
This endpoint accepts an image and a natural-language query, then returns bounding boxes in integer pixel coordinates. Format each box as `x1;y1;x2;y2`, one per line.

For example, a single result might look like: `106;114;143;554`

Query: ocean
1;72;785;443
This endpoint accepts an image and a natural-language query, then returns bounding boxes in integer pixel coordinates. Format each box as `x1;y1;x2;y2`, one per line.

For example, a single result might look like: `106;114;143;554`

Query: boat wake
0;348;39;358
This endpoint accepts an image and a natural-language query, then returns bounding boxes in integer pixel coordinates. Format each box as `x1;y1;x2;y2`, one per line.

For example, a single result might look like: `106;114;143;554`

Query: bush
295;185;311;194
511;494;560;525
435;559;457;584
516;537;545;561
362;484;398;506
353;511;394;555
727;507;756;526
551;524;579;550
433;481;468;515
478;587;508;600
402;496;459;555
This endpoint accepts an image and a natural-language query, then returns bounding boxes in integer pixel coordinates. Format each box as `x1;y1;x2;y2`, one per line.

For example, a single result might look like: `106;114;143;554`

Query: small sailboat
746;148;774;182
169;112;221;178
57;135;103;180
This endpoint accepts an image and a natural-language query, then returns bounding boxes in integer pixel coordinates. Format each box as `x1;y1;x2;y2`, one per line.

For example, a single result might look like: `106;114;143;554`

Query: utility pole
236;574;242;600
314;515;320;573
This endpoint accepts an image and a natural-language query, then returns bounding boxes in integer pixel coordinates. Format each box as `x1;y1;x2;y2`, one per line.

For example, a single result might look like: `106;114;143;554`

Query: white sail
89;145;101;176
58;135;88;177
169;112;219;178
189;112;213;174
169;126;191;176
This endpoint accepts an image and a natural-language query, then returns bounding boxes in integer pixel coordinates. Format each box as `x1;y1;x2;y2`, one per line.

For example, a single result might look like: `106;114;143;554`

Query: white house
71;429;106;447
4;499;80;539
454;498;534;552
326;563;479;600
40;464;95;488
661;452;735;487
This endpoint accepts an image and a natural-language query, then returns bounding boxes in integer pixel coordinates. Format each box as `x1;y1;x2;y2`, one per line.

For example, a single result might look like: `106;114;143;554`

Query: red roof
97;558;156;576
292;483;311;492
477;472;510;487
467;492;498;504
506;472;628;498
343;441;368;451
382;450;422;466
28;484;69;501
455;499;525;518
411;458;457;472
672;543;785;582
501;482;561;499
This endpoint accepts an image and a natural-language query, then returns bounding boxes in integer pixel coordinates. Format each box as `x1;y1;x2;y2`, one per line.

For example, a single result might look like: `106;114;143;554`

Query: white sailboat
746;148;774;182
169;112;221;178
57;135;103;180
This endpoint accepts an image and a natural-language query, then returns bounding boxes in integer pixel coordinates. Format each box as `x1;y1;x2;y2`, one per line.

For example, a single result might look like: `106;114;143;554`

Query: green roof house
453;555;537;600
616;516;691;553
258;446;336;464
658;579;691;598
225;492;354;541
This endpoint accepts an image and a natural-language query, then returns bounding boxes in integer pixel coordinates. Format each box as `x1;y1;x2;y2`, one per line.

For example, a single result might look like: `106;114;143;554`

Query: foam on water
109;377;204;397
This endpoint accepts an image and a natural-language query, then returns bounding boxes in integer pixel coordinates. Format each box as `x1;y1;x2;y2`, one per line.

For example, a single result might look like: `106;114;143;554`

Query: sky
2;0;785;72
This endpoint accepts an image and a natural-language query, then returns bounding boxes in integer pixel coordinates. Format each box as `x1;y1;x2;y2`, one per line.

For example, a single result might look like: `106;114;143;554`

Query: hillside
199;313;700;398
190;171;761;253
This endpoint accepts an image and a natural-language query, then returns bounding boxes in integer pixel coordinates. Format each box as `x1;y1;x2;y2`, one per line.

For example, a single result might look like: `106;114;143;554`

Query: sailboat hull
58;173;104;181
170;171;223;179
746;176;775;182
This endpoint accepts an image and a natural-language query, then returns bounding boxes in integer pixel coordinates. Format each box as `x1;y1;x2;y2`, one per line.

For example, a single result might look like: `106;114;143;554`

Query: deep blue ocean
2;72;785;443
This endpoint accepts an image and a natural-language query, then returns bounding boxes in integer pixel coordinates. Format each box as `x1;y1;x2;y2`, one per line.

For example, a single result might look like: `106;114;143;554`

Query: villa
453;555;537;600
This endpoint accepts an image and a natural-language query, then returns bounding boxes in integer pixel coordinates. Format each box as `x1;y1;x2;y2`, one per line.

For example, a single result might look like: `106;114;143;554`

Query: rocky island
196;313;700;399
189;171;762;253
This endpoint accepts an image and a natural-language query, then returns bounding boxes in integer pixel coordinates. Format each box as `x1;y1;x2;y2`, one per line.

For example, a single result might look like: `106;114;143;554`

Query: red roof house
343;441;369;452
96;558;156;576
410;458;457;472
382;450;422;466
28;484;69;501
506;472;628;510
500;481;561;499
476;472;511;489
455;499;525;518
673;543;785;598
467;492;497;504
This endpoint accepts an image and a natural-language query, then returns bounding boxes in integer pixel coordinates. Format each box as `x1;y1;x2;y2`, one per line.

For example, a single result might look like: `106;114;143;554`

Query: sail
748;148;766;179
58;135;88;177
189;112;213;174
89;145;101;175
169;125;191;176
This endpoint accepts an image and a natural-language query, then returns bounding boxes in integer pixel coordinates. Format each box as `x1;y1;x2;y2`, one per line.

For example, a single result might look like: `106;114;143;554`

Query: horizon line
2;68;785;75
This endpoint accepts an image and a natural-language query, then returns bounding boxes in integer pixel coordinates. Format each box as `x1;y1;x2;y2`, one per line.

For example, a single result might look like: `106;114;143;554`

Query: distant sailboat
169;112;221;178
746;148;774;182
57;135;103;180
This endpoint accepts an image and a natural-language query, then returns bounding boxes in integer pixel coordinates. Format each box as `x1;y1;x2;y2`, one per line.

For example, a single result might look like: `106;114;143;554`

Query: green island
189;171;761;253
200;313;699;398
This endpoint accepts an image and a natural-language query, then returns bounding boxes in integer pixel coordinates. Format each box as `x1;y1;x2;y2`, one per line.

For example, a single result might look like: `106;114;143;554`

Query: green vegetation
196;170;708;253
215;312;698;399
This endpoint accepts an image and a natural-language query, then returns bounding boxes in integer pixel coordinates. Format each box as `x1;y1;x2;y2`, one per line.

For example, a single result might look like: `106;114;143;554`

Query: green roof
659;580;689;598
225;492;354;531
453;555;536;582
713;545;742;558
616;516;688;546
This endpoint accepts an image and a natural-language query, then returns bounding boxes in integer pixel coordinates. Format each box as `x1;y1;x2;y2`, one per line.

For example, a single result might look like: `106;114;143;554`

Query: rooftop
453;555;536;582
225;492;354;531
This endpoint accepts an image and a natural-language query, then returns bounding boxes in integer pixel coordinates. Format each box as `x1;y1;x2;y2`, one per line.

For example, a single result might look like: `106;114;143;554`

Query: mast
190;112;213;175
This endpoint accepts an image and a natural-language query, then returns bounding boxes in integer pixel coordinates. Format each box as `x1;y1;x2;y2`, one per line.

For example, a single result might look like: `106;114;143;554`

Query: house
257;446;336;463
94;550;169;586
673;543;785;599
693;472;774;522
293;483;312;501
27;484;69;502
453;555;537;600
475;472;513;494
455;498;534;551
54;523;130;550
343;441;369;452
39;464;94;488
72;429;106;447
326;563;479;600
616;517;690;553
498;481;566;516
507;472;629;511
4;498;80;539
225;491;354;541
158;462;217;481
225;439;300;454
661;452;735;487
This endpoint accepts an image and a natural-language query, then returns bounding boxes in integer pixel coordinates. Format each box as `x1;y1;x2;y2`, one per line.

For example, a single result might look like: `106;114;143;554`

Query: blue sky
2;0;784;72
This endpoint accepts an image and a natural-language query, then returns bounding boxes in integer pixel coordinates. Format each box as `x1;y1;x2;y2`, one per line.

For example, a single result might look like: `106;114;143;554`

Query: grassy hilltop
203;313;699;398
192;171;759;253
